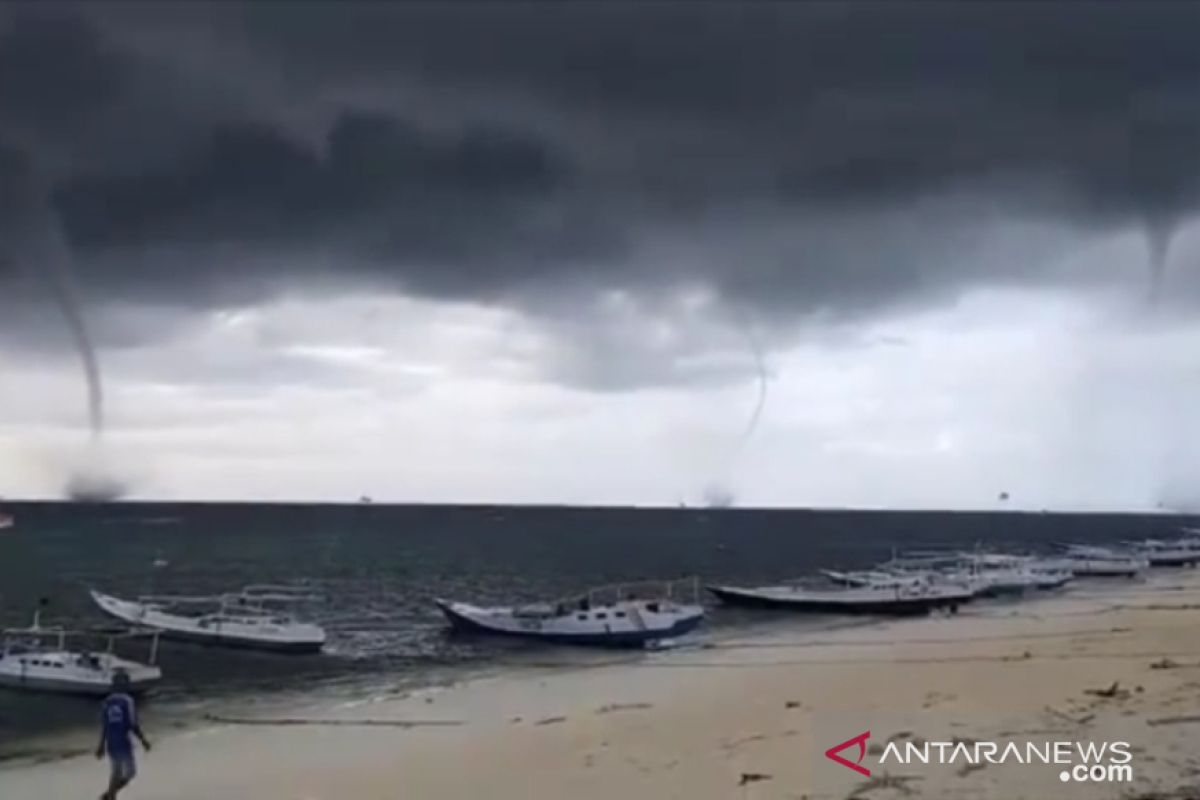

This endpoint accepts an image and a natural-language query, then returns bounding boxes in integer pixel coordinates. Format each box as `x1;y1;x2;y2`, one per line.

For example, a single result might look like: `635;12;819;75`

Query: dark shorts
109;751;137;783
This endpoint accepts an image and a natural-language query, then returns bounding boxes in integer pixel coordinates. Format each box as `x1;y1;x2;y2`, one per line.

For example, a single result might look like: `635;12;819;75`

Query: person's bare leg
104;772;129;799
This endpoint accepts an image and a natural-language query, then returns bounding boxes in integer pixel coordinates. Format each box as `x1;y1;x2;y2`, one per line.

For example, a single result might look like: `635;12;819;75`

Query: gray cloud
4;2;1200;375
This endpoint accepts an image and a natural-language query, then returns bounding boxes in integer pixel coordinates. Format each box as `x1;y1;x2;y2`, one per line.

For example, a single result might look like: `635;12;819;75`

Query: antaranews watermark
827;732;1135;784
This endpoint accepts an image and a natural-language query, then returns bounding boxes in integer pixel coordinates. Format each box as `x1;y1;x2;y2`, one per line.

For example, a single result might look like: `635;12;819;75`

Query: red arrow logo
825;730;871;777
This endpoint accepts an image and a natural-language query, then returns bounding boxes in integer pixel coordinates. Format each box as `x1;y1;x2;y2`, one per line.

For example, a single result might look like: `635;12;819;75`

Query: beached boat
967;553;1074;593
707;578;974;616
881;550;1070;595
1025;559;1077;590
1124;539;1200;567
1059;545;1147;577
0;609;161;696
90;586;326;653
819;569;928;588
436;579;705;647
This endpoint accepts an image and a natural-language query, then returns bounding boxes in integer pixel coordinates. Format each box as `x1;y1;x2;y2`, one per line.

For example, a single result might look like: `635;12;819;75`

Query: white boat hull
437;599;704;647
708;583;974;615
1143;550;1200;567
1067;559;1145;577
91;591;325;653
0;650;160;696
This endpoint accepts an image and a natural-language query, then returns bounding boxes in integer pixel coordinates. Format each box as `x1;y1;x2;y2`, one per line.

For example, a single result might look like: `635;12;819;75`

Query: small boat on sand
707;578;973;616
1124;539;1200;567
0;608;161;696
966;553;1073;593
819;569;927;589
91;585;326;653
1059;545;1147;577
880;550;1071;595
436;579;705;647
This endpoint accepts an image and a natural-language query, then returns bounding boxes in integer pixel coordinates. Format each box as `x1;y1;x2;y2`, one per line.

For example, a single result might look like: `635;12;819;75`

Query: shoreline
0;611;865;765
7;573;1200;798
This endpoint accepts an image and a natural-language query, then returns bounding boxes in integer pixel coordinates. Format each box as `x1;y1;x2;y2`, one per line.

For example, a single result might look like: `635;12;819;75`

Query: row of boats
0;586;322;696
446;536;1200;639
4;535;1199;697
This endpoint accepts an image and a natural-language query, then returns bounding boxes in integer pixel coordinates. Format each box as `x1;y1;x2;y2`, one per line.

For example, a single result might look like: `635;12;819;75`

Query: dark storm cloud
4;2;1200;334
53;110;587;293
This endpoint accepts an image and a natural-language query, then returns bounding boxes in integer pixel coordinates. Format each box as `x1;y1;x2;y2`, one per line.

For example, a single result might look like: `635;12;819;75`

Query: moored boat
1059;545;1147;577
881;550;1071;595
90;586;326;653
968;553;1074;593
707;579;973;616
1124;539;1200;567
819;569;927;589
436;579;705;647
0;608;161;696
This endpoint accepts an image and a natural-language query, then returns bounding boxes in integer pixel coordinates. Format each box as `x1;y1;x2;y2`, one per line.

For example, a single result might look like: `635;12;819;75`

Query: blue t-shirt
101;693;137;757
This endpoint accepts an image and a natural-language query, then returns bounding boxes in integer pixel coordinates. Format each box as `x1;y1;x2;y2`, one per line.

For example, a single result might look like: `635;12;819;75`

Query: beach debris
1084;681;1129;700
596;702;653;714
1152;658;1182;670
1044;705;1094;726
785;700;802;709
885;731;927;747
535;716;567;726
201;714;462;728
738;772;772;786
1147;715;1200;727
998;726;1076;737
723;732;769;751
846;773;923;798
957;762;987;777
0;746;91;766
509;716;522;724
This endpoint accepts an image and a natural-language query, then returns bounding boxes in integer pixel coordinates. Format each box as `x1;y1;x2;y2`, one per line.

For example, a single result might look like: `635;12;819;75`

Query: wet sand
6;573;1200;799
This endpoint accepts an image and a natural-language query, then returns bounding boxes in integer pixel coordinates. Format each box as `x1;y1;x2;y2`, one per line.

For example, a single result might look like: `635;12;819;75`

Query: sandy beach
6;574;1200;799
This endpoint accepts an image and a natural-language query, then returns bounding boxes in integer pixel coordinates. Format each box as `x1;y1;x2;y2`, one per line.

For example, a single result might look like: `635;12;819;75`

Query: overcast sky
3;1;1200;508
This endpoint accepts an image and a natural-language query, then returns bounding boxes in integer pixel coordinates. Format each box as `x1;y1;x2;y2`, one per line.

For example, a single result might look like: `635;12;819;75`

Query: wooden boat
436;579;704;647
819;569;926;588
880;550;1071;595
1124;539;1200;567
1059;545;1147;577
707;579;973;616
0;609;161;696
91;585;326;653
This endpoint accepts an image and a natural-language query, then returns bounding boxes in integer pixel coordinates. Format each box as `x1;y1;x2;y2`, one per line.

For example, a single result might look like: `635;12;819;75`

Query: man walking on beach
95;670;151;800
